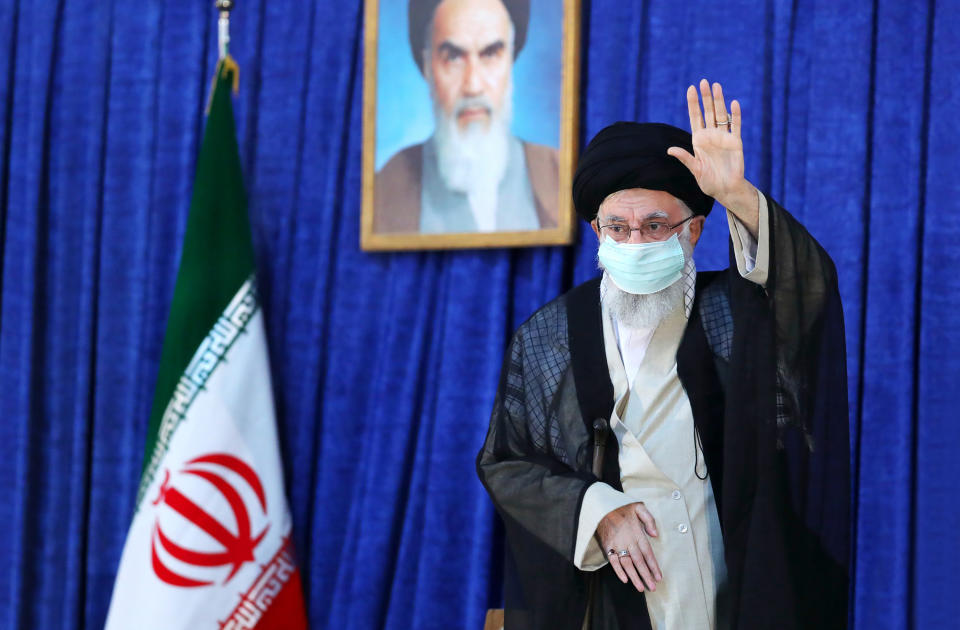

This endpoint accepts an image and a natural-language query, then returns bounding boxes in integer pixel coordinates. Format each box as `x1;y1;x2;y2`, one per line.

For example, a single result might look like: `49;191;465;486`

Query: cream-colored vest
602;301;728;629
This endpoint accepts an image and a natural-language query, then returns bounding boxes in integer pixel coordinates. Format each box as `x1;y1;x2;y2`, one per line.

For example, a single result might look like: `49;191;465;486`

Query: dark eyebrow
437;41;466;59
479;40;505;56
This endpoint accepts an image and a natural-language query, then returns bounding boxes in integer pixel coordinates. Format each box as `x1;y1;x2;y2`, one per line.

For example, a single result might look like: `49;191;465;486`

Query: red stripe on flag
218;535;308;630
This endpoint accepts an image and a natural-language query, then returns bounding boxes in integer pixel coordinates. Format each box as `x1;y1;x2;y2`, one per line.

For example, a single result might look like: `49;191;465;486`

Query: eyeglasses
596;215;694;243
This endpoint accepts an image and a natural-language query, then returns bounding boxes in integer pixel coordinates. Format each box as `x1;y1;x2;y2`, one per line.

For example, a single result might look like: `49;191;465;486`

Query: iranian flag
105;61;308;630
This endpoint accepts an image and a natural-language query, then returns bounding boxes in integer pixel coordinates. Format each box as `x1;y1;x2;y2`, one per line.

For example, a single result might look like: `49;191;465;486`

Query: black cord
693;424;708;480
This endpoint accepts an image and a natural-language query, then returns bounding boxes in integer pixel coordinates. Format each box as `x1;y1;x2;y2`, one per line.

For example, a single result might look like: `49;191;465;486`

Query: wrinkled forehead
431;0;512;50
598;188;687;221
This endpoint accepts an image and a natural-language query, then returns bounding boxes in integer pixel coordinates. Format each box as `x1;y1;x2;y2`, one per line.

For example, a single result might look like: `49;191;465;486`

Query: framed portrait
361;0;581;251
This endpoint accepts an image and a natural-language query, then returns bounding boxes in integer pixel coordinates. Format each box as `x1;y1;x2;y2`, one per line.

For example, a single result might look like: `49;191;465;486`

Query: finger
634;503;659;537
619;552;646;592
699;78;715;127
608;552;629;584
712;82;729;130
685;84;704;130
630;546;658;591
731;99;742;138
636;537;663;582
667;146;698;175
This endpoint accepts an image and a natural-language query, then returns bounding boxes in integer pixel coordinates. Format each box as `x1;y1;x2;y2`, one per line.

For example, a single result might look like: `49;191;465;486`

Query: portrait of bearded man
372;0;560;235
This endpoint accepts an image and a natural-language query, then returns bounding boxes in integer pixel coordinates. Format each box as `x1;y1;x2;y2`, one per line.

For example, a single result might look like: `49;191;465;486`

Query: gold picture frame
361;0;581;251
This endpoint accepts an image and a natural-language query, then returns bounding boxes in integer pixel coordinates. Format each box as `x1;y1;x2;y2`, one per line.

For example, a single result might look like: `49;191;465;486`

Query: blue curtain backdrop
0;1;957;629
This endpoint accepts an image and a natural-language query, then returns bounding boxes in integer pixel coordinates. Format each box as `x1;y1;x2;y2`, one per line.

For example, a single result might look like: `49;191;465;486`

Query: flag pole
209;0;239;103
216;0;234;60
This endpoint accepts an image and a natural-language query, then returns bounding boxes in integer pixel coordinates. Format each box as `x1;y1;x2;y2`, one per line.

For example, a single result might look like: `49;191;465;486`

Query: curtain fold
1;1;958;629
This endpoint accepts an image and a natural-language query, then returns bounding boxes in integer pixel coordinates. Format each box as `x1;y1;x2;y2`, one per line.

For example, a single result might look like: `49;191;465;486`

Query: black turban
572;122;714;223
408;0;529;75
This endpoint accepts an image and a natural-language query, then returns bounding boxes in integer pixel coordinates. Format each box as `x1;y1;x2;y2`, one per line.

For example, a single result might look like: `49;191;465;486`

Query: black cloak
477;195;850;629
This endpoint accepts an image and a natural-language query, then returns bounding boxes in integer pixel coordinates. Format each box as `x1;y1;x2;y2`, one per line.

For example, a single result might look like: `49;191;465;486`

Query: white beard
429;77;513;231
599;225;695;330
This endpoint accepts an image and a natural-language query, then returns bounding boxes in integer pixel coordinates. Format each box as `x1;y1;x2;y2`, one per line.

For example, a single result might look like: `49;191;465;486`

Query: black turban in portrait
572;122;714;223
408;0;530;75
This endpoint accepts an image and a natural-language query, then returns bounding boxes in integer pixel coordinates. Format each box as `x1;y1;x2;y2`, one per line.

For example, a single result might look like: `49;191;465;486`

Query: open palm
668;79;747;204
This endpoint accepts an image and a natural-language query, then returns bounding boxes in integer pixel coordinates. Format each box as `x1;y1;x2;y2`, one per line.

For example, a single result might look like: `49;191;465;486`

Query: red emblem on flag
150;453;269;588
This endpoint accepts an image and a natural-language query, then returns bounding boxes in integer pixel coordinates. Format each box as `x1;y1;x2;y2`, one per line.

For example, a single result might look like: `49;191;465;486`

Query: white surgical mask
597;233;685;295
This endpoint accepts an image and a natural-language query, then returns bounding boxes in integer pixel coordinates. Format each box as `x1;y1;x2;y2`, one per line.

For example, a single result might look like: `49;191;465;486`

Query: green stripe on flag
137;62;256;508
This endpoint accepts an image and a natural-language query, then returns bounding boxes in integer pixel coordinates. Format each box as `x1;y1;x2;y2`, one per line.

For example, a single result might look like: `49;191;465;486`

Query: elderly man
477;80;849;629
374;0;558;234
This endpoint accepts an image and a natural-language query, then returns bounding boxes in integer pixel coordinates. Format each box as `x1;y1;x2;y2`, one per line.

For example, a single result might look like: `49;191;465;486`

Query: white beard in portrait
599;219;696;330
425;65;513;231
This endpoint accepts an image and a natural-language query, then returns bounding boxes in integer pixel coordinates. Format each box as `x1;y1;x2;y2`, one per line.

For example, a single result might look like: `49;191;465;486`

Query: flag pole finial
216;0;234;60
208;0;240;104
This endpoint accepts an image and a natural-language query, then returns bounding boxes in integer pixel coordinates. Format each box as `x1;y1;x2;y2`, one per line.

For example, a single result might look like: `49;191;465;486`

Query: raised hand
596;502;662;593
668;79;759;234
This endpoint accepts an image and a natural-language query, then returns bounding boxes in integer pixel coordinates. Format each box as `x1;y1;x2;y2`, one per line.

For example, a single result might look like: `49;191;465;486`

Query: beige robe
575;193;771;629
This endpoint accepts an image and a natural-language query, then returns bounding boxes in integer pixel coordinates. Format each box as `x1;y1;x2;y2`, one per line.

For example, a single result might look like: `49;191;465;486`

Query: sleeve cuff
574;482;635;571
726;189;770;287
